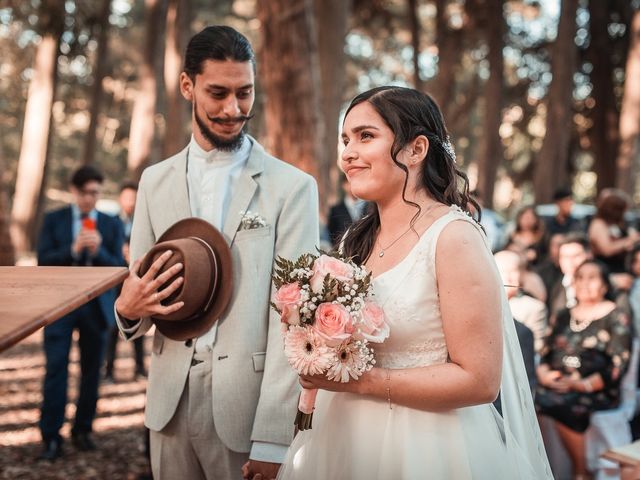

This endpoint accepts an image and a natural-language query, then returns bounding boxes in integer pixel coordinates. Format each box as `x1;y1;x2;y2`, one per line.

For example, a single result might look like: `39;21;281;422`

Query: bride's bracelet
385;369;392;410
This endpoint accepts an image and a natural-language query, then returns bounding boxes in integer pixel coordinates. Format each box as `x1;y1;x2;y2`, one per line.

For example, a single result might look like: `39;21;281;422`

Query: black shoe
71;432;97;451
38;438;63;461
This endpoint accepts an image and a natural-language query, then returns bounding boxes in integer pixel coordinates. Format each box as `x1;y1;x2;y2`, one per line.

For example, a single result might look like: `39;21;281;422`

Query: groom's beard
194;103;253;152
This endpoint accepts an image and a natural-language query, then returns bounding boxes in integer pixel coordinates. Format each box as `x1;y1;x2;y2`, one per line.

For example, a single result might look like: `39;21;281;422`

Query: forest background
1;0;640;266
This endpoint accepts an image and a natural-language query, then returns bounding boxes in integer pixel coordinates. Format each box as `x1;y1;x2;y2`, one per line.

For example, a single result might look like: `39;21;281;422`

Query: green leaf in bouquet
321;274;339;302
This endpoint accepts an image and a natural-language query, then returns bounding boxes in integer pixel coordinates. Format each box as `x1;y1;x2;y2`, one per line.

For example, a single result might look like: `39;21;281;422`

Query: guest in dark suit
104;181;146;382
328;175;366;247
36;165;124;461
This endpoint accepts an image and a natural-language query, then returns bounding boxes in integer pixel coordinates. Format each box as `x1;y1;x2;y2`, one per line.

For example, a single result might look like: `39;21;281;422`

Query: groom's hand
115;250;184;320
241;460;280;480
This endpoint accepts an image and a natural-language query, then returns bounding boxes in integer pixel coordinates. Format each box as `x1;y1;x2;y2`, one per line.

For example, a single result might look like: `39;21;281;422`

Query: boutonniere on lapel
238;210;267;231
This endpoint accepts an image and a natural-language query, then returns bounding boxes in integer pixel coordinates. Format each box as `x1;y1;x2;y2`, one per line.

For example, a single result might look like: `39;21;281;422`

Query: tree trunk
533;0;578;203
257;0;327;204
616;9;640;195
10;0;65;257
588;0;619;192
127;0;164;181
0;145;15;266
162;0;191;158
433;0;464;118
476;0;504;208
82;0;112;165
314;0;351;212
408;0;424;91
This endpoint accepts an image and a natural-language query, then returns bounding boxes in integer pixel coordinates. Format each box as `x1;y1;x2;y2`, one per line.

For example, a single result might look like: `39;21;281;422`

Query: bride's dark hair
341;86;480;263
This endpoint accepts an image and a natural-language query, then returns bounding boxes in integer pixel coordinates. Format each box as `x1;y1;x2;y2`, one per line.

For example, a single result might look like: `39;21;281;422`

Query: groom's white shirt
117;135;319;463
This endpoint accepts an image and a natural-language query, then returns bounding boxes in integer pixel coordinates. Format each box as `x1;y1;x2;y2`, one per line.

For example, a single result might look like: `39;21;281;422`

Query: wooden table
0;266;129;353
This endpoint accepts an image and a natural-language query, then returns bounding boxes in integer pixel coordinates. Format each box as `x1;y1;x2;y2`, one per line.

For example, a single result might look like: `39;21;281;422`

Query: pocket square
238;211;267;231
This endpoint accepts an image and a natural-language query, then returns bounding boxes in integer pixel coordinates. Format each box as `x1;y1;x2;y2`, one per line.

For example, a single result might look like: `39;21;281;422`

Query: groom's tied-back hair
183;25;255;81
341;86;480;264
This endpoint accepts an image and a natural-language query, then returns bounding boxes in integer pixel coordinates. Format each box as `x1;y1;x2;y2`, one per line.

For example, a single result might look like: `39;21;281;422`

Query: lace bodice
372;206;484;369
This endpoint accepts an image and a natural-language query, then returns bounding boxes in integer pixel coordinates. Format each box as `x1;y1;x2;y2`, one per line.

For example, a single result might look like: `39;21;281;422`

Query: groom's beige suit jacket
119;137;319;453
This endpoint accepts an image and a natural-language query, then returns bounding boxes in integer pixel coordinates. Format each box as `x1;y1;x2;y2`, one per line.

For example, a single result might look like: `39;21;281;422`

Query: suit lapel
169;146;192;221
223;138;264;246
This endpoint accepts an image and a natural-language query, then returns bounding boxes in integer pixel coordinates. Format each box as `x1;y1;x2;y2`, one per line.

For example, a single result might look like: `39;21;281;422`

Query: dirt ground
0;330;152;479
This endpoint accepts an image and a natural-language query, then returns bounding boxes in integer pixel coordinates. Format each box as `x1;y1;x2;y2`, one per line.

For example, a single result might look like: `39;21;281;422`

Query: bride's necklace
376;203;440;258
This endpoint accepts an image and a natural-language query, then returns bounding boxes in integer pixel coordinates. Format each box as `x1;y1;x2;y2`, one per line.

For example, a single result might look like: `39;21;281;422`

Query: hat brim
151;218;233;341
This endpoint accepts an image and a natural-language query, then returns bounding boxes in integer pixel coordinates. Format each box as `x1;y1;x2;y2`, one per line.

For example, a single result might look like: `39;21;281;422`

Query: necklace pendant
379;251;385;258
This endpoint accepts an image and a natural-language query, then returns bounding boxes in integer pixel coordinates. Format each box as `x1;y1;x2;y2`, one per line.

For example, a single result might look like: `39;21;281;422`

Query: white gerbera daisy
326;341;374;383
284;326;334;376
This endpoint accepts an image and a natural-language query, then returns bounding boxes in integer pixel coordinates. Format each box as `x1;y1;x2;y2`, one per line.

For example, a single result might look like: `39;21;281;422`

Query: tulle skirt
278;389;519;480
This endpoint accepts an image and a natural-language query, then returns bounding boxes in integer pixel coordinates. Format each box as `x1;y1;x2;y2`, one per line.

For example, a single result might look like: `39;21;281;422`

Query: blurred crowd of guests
481;187;638;479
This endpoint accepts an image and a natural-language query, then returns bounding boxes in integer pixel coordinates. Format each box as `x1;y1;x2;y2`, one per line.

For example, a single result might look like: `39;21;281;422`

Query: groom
115;26;319;479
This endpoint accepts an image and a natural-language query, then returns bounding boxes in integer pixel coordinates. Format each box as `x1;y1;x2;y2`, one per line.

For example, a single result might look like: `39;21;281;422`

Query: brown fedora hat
139;218;233;341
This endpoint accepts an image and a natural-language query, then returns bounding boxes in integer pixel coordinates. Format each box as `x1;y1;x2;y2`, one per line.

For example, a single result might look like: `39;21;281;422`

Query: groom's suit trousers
150;351;247;480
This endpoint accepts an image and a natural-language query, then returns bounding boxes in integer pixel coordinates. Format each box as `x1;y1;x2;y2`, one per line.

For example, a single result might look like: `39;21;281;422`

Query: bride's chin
351;190;376;203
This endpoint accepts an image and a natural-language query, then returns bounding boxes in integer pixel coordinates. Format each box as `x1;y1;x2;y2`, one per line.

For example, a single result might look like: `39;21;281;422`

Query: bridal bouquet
271;253;389;430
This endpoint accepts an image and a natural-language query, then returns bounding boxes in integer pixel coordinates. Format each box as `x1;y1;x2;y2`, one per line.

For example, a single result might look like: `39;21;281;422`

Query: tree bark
314;0;351;211
82;0;112;165
127;0;164;181
616;9;640;195
0;145;15;266
257;0;327;204
162;0;191;158
475;0;504;208
433;0;465;118
10;0;65;257
588;0;619;192
533;0;578;203
408;0;424;91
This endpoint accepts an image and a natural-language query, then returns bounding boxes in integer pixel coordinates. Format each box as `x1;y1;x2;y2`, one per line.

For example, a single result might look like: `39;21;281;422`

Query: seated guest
549;234;592;323
536;260;632;479
504;239;548;303
495;250;549;355
508;205;548;266
588;188;639;275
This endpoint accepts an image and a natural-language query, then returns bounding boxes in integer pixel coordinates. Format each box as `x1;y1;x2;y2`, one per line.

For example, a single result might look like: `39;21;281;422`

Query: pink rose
313;303;354;345
309;255;354;294
354;302;389;343
274;283;302;325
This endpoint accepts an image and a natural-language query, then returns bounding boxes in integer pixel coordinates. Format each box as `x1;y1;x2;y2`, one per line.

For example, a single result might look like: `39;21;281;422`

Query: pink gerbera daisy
284;326;334;376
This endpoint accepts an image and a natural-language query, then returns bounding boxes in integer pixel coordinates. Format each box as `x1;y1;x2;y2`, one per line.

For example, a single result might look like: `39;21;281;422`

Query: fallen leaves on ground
0;330;152;479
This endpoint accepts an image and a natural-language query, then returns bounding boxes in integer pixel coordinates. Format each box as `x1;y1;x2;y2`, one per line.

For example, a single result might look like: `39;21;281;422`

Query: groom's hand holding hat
116;250;185;320
115;218;233;340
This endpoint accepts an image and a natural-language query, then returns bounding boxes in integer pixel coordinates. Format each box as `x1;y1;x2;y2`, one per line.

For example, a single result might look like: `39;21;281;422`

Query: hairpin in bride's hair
442;136;457;164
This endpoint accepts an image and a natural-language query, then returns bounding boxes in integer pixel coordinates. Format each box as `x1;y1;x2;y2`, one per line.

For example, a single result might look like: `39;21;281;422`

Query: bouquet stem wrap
295;388;317;431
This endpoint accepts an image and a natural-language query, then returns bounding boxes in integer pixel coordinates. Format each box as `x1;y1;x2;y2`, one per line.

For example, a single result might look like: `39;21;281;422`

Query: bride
277;87;552;479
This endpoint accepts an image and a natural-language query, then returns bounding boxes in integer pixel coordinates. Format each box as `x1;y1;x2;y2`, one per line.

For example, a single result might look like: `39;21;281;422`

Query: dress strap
423;205;489;269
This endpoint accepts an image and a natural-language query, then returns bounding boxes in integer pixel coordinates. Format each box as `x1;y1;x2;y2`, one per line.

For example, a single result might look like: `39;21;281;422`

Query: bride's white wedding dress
278;206;553;479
